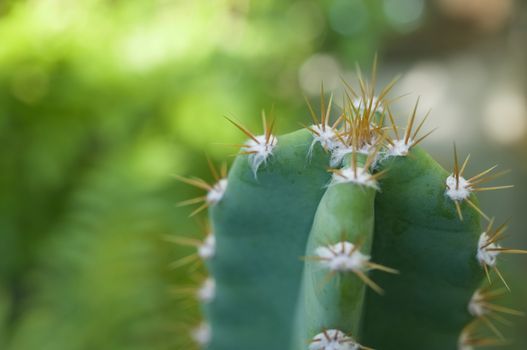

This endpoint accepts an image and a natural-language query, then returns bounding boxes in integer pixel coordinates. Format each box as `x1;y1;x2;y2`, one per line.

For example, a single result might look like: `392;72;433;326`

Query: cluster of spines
442;148;527;348
174;67;526;349
445;144;513;221
308;329;372;350
315;72;525;349
307;236;399;295
225;111;277;177
175;159;228;217
172;160;229;347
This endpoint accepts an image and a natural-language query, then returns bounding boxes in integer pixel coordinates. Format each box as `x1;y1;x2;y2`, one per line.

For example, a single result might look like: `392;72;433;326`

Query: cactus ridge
174;70;526;350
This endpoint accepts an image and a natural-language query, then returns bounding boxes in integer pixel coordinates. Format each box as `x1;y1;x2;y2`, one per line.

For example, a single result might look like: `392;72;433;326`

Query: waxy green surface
361;146;484;349
205;130;485;350
208;130;331;350
294;177;376;349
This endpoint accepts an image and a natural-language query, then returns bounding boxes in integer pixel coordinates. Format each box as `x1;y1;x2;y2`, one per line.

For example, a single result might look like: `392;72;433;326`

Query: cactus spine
175;70;525;350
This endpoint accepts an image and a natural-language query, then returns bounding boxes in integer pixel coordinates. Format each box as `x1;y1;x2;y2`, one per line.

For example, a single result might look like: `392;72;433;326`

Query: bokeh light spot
329;0;368;36
299;54;342;96
383;0;425;33
484;89;527;145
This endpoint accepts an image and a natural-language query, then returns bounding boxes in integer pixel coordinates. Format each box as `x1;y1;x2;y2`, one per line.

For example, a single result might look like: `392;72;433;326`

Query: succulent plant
175;69;525;350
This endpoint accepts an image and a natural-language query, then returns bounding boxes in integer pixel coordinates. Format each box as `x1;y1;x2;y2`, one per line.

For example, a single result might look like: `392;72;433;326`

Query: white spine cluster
477;232;500;267
198;234;216;260
309;329;360;350
315;241;369;273
445;175;471;201
332;167;378;190
309;124;352;168
310;124;340;151
197;277;216;303
468;289;486;317
387;138;413;157
245;134;277;176
206;179;227;205
192;322;211;346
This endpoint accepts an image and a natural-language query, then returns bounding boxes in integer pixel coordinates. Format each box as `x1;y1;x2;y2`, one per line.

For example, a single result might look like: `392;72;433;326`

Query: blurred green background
0;0;526;349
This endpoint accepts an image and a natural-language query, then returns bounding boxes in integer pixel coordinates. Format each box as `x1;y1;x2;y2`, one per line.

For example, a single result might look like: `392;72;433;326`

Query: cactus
175;70;526;350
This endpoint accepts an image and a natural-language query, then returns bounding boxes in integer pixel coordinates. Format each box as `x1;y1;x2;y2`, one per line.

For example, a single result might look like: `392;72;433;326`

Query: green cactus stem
175;72;524;350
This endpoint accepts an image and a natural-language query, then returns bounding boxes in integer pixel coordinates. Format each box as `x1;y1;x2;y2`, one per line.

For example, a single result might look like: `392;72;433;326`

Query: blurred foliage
0;0;390;349
1;0;525;349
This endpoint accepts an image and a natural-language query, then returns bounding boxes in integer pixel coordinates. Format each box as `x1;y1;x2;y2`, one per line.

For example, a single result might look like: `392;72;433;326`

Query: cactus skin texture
209;129;331;350
362;147;484;349
292;153;380;350
176;74;524;350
